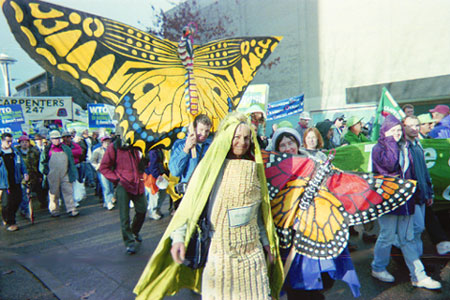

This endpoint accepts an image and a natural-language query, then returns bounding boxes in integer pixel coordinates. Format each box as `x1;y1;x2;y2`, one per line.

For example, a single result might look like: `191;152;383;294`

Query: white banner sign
237;84;270;112
0;96;73;121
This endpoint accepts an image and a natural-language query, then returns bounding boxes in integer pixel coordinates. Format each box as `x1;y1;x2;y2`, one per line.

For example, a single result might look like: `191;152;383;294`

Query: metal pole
0;53;17;97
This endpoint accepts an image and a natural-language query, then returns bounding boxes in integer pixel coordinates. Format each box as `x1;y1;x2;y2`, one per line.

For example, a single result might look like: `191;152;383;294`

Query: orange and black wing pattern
264;151;416;259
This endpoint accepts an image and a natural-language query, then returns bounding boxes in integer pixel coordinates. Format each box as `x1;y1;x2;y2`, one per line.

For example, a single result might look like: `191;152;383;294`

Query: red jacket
67;142;83;164
99;143;144;195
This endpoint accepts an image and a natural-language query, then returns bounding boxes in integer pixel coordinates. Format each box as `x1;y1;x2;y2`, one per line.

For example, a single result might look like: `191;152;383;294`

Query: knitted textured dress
202;159;270;300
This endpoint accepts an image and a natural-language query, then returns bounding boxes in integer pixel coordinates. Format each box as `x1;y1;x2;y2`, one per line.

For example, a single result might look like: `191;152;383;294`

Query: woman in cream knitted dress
134;112;283;300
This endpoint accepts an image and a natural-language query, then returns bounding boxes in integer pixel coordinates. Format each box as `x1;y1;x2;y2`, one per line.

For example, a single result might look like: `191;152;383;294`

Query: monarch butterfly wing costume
262;150;416;259
2;0;281;151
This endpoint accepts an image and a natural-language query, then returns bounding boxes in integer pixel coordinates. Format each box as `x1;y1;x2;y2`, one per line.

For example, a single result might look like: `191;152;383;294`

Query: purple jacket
371;115;415;215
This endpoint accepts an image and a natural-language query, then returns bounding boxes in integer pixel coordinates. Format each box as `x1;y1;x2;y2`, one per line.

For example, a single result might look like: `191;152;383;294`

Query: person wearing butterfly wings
271;127;360;299
371;115;441;290
134;112;283;300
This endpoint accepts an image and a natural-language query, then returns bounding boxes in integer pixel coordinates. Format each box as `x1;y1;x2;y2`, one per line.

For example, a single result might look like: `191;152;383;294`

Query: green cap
277;120;293;128
417;113;434;124
346;116;364;128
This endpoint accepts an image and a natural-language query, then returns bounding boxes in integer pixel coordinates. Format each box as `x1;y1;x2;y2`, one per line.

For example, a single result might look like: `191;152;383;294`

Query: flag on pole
370;87;406;141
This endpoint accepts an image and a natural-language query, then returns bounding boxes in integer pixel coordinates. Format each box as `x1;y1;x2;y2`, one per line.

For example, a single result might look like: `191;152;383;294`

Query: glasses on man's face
338;118;344;122
3;139;13;144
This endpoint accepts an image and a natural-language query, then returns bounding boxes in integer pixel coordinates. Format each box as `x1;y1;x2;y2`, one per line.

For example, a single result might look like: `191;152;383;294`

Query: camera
175;182;188;195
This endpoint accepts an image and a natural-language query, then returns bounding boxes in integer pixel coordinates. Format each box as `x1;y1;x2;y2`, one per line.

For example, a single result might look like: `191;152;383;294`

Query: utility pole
0;53;17;97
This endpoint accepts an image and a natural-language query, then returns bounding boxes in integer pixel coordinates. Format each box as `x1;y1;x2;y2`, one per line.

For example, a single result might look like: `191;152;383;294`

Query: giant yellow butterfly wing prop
2;0;282;151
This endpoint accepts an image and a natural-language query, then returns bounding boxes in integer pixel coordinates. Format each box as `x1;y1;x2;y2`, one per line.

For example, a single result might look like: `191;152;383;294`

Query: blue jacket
429;115;450;138
145;149;165;178
168;137;212;183
0;148;28;189
409;139;434;205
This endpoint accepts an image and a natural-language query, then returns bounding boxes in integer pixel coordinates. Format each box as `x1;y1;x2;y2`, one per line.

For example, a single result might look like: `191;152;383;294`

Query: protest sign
237;84;269;112
65;121;88;133
87;104;115;128
0;122;23;139
0;104;25;124
266;94;304;121
73;102;88;123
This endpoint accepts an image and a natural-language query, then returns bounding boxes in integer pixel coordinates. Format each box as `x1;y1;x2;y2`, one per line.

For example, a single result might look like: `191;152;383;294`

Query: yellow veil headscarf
134;112;284;299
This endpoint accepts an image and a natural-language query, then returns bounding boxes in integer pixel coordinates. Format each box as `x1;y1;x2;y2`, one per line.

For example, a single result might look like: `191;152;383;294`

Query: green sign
333;139;450;211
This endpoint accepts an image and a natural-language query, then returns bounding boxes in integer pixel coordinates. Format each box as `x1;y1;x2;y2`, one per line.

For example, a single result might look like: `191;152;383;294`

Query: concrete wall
192;0;450;111
315;0;450;109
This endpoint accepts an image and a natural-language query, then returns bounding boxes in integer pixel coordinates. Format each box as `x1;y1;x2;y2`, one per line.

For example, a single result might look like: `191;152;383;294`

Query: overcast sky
0;0;181;96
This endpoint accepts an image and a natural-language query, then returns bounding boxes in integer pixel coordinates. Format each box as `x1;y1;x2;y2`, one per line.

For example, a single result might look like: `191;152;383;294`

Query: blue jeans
145;187;167;213
413;204;426;257
372;214;426;282
98;173;114;207
19;183;29;215
84;162;96;186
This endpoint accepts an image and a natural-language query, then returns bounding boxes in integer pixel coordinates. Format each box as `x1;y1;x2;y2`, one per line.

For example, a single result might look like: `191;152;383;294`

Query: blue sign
266;94;304;121
0;122;23;139
0;104;25;124
87;104;115;128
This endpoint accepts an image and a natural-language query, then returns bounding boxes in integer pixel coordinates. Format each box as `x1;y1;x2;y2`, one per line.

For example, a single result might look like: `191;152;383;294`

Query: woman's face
231;124;251;158
304;131;318;150
278;136;299;154
385;124;403;142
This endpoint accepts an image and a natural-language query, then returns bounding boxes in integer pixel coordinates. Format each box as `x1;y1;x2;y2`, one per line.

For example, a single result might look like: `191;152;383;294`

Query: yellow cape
134;112;284;299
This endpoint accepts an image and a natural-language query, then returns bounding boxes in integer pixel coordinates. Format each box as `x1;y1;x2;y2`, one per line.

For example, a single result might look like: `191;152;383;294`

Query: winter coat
66;142;83;164
342;130;370;145
0;147;28;189
16;146;41;184
408;139;434;205
145;149;166;179
99;141;145;195
371;115;415;215
316;120;336;150
429;114;450;138
332;127;343;147
143;149;168;194
168;137;212;183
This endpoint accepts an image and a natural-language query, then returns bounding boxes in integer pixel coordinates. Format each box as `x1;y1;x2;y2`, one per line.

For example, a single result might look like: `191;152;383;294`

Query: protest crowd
1;102;450;299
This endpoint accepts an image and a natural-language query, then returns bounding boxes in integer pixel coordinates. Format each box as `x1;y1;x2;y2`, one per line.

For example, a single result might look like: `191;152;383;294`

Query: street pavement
1;188;449;300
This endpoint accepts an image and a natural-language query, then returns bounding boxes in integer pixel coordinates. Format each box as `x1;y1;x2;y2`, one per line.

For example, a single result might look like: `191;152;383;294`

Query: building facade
188;0;450;116
14;71;93;109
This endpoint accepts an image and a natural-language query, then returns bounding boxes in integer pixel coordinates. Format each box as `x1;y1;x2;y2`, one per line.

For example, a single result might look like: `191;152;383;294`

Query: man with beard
169;114;212;211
